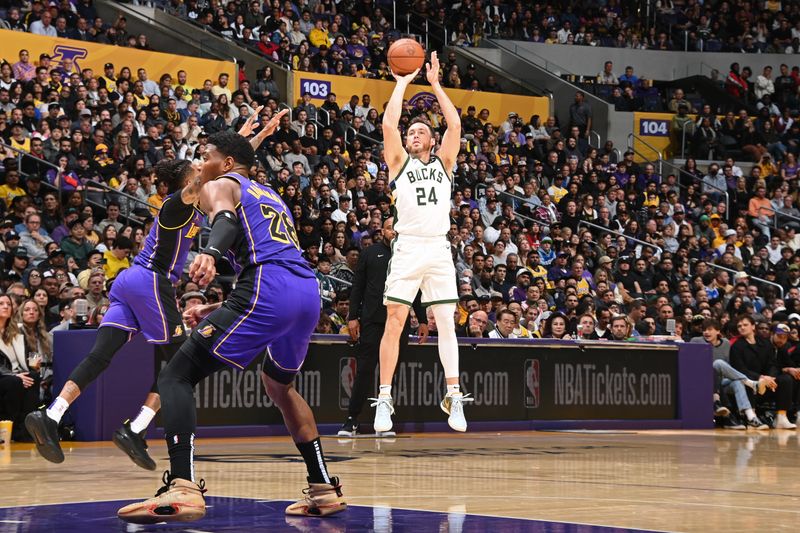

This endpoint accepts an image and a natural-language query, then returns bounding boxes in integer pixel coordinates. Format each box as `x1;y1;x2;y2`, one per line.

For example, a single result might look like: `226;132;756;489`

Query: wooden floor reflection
3;430;800;532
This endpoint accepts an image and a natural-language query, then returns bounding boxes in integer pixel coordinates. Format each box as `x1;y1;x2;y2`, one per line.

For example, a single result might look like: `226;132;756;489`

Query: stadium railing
697;259;785;300
578;220;664;256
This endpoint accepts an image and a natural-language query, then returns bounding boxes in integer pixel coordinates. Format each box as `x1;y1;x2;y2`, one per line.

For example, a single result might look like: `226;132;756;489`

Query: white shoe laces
448;394;473;415
369;397;395;415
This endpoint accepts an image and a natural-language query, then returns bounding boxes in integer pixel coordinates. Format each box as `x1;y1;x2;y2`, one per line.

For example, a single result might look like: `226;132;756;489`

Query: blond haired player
372;51;469;433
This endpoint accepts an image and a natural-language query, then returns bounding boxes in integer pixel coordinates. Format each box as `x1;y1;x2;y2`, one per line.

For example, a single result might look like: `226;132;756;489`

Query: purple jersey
217;172;311;278
134;193;202;284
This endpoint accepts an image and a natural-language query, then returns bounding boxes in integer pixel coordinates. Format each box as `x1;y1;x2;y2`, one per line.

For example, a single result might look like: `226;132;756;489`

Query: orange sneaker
285;477;347;517
118;471;207;524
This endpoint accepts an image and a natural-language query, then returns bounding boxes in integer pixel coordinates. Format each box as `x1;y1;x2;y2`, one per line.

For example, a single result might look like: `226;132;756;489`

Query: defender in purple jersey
119;131;345;525
26;109;284;473
26;159;202;469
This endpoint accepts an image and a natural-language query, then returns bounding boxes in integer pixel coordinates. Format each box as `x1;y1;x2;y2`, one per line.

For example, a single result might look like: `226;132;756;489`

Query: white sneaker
370;396;394;433
440;393;473;432
774;413;797;429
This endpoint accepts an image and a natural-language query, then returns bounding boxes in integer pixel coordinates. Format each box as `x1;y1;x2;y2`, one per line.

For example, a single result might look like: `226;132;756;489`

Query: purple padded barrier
53;331;712;441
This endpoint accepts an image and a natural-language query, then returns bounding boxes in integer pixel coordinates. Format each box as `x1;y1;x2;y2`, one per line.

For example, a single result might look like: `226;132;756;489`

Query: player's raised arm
238;107;288;151
382;67;420;174
425;51;461;174
190;179;240;286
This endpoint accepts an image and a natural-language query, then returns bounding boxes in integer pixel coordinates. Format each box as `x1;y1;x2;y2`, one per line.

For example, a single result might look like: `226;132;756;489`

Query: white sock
379;384;392;398
46;397;69;423
447;384;461;396
744;408;756;420
129;406;156;434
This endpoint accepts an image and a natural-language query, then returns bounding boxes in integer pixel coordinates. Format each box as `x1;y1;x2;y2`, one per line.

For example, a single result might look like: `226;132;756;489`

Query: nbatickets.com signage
157;343;678;426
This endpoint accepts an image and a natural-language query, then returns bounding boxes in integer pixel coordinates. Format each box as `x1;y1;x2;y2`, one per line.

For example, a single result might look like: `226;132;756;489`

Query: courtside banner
156;338;679;426
0;29;235;88
292;72;550;123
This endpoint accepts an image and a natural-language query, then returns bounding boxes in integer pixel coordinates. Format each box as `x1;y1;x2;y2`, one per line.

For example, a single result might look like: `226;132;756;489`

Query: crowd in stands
1;0;153;49
0;1;799;434
589;58;800;164
671;61;800;161
162;0;507;91
433;0;800;53
158;0;799;153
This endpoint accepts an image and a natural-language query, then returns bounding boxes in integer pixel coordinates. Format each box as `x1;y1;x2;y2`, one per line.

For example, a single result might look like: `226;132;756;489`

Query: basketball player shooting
372;51;470;433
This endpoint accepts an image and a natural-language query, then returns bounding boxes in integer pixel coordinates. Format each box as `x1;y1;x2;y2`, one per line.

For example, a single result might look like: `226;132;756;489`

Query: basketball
387;38;425;76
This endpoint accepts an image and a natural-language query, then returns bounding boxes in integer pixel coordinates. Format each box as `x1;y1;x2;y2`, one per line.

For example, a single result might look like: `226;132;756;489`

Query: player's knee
157;359;184;392
85;351;113;373
156;368;175;393
431;303;456;327
387;312;404;326
261;371;291;401
385;310;407;332
384;319;404;337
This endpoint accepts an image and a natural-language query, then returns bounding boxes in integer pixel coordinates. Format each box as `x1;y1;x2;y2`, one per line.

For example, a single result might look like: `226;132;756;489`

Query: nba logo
524;359;540;408
339;357;357;410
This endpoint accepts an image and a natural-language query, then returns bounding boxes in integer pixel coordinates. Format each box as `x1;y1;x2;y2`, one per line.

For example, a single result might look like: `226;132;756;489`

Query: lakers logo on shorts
197;325;215;338
173;325;184;337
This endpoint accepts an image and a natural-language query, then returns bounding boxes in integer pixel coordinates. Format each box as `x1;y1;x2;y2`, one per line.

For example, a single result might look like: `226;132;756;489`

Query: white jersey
391;154;451;237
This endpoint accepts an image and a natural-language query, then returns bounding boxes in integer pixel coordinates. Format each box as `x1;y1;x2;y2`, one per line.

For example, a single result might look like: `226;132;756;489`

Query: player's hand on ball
190;253;217;286
391;67;420;84
425;51;440;86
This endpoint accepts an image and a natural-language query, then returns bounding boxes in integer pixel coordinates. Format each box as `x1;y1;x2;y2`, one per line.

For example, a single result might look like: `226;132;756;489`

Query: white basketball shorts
383;234;458;307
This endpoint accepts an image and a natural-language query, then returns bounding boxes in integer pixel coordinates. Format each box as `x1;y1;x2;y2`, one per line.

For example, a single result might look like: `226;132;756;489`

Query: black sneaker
25;409;64;463
746;417;769;430
113;421;157;471
337;417;359;437
721;416;745;430
714;401;730;418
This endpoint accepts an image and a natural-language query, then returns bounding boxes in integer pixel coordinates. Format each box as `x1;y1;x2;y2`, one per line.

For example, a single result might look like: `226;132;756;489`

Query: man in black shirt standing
774;64;796;106
568;91;592;138
341;217;428;437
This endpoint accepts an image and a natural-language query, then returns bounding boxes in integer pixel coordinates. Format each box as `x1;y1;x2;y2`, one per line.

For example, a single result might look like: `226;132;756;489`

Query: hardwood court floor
2;430;800;532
